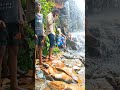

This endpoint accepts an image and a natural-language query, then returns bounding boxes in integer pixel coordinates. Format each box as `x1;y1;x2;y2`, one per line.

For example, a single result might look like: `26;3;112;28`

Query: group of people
0;0;66;89
35;1;66;65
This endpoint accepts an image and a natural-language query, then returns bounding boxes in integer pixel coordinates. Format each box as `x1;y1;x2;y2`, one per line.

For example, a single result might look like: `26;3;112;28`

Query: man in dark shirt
0;0;27;90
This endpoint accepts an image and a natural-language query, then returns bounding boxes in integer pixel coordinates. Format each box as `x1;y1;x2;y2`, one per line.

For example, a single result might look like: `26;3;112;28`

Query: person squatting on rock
46;9;60;60
56;26;66;48
0;0;27;90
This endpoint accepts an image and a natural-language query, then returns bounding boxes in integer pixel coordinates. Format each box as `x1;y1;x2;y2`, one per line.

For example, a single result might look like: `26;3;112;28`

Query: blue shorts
48;33;55;48
57;36;65;47
35;36;44;46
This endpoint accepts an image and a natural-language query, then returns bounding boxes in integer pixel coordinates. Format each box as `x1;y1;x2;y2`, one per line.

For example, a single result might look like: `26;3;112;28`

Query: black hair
57;26;61;28
52;9;60;14
35;1;41;7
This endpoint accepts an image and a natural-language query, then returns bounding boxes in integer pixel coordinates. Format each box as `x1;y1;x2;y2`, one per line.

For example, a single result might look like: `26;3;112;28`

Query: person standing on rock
35;1;45;65
0;0;27;90
46;9;60;60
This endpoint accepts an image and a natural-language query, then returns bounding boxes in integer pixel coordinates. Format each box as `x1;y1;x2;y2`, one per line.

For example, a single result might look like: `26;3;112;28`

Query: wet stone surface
35;51;85;90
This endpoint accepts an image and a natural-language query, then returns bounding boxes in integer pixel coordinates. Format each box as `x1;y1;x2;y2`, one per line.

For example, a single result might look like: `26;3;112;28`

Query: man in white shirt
46;9;60;60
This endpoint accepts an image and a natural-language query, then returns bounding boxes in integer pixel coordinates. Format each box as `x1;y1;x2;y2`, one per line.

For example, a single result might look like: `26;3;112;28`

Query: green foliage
21;0;26;10
42;37;61;56
40;0;55;28
40;0;54;17
42;36;49;56
42;36;61;56
18;24;35;70
40;0;60;55
18;0;60;70
53;47;60;54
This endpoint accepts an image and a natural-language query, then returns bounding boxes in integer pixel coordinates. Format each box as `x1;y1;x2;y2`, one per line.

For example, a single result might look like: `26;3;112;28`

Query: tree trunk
26;0;35;22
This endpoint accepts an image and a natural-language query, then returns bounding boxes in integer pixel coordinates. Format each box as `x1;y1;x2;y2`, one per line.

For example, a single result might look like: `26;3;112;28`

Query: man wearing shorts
46;9;60;60
0;0;26;90
35;1;45;65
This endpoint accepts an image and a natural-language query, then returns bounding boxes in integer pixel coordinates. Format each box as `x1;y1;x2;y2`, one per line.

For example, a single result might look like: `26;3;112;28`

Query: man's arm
42;24;46;37
0;20;6;29
18;0;25;38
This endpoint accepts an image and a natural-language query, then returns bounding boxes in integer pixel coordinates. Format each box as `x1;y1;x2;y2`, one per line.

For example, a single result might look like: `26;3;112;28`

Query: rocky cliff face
86;0;120;14
86;1;120;89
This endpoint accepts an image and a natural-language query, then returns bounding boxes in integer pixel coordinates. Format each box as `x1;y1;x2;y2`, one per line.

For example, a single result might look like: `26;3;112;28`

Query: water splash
67;0;85;57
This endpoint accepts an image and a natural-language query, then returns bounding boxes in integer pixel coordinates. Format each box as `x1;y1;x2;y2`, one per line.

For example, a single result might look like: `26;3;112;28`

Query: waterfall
60;0;85;57
68;0;85;32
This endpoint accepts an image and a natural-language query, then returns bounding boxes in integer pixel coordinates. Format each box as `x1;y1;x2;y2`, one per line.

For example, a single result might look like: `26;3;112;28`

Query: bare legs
0;46;6;79
0;45;21;90
35;45;43;65
8;46;19;90
48;34;55;60
49;47;53;60
39;46;42;65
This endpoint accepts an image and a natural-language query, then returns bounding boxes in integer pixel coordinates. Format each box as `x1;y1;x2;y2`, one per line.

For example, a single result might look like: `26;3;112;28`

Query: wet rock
35;79;47;90
25;70;33;77
52;73;73;84
68;84;85;90
66;39;77;50
51;60;65;68
35;47;85;89
43;87;51;90
86;78;114;90
45;75;54;81
48;81;68;90
78;67;85;76
2;78;10;85
73;66;80;70
48;81;84;90
114;77;120;87
1;84;10;90
18;77;33;85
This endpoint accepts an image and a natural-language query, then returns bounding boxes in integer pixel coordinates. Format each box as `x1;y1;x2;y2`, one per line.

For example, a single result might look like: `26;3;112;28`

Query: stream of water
63;0;85;57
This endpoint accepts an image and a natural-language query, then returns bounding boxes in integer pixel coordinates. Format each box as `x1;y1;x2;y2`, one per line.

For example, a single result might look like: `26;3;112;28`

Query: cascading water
64;0;85;57
69;0;85;32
